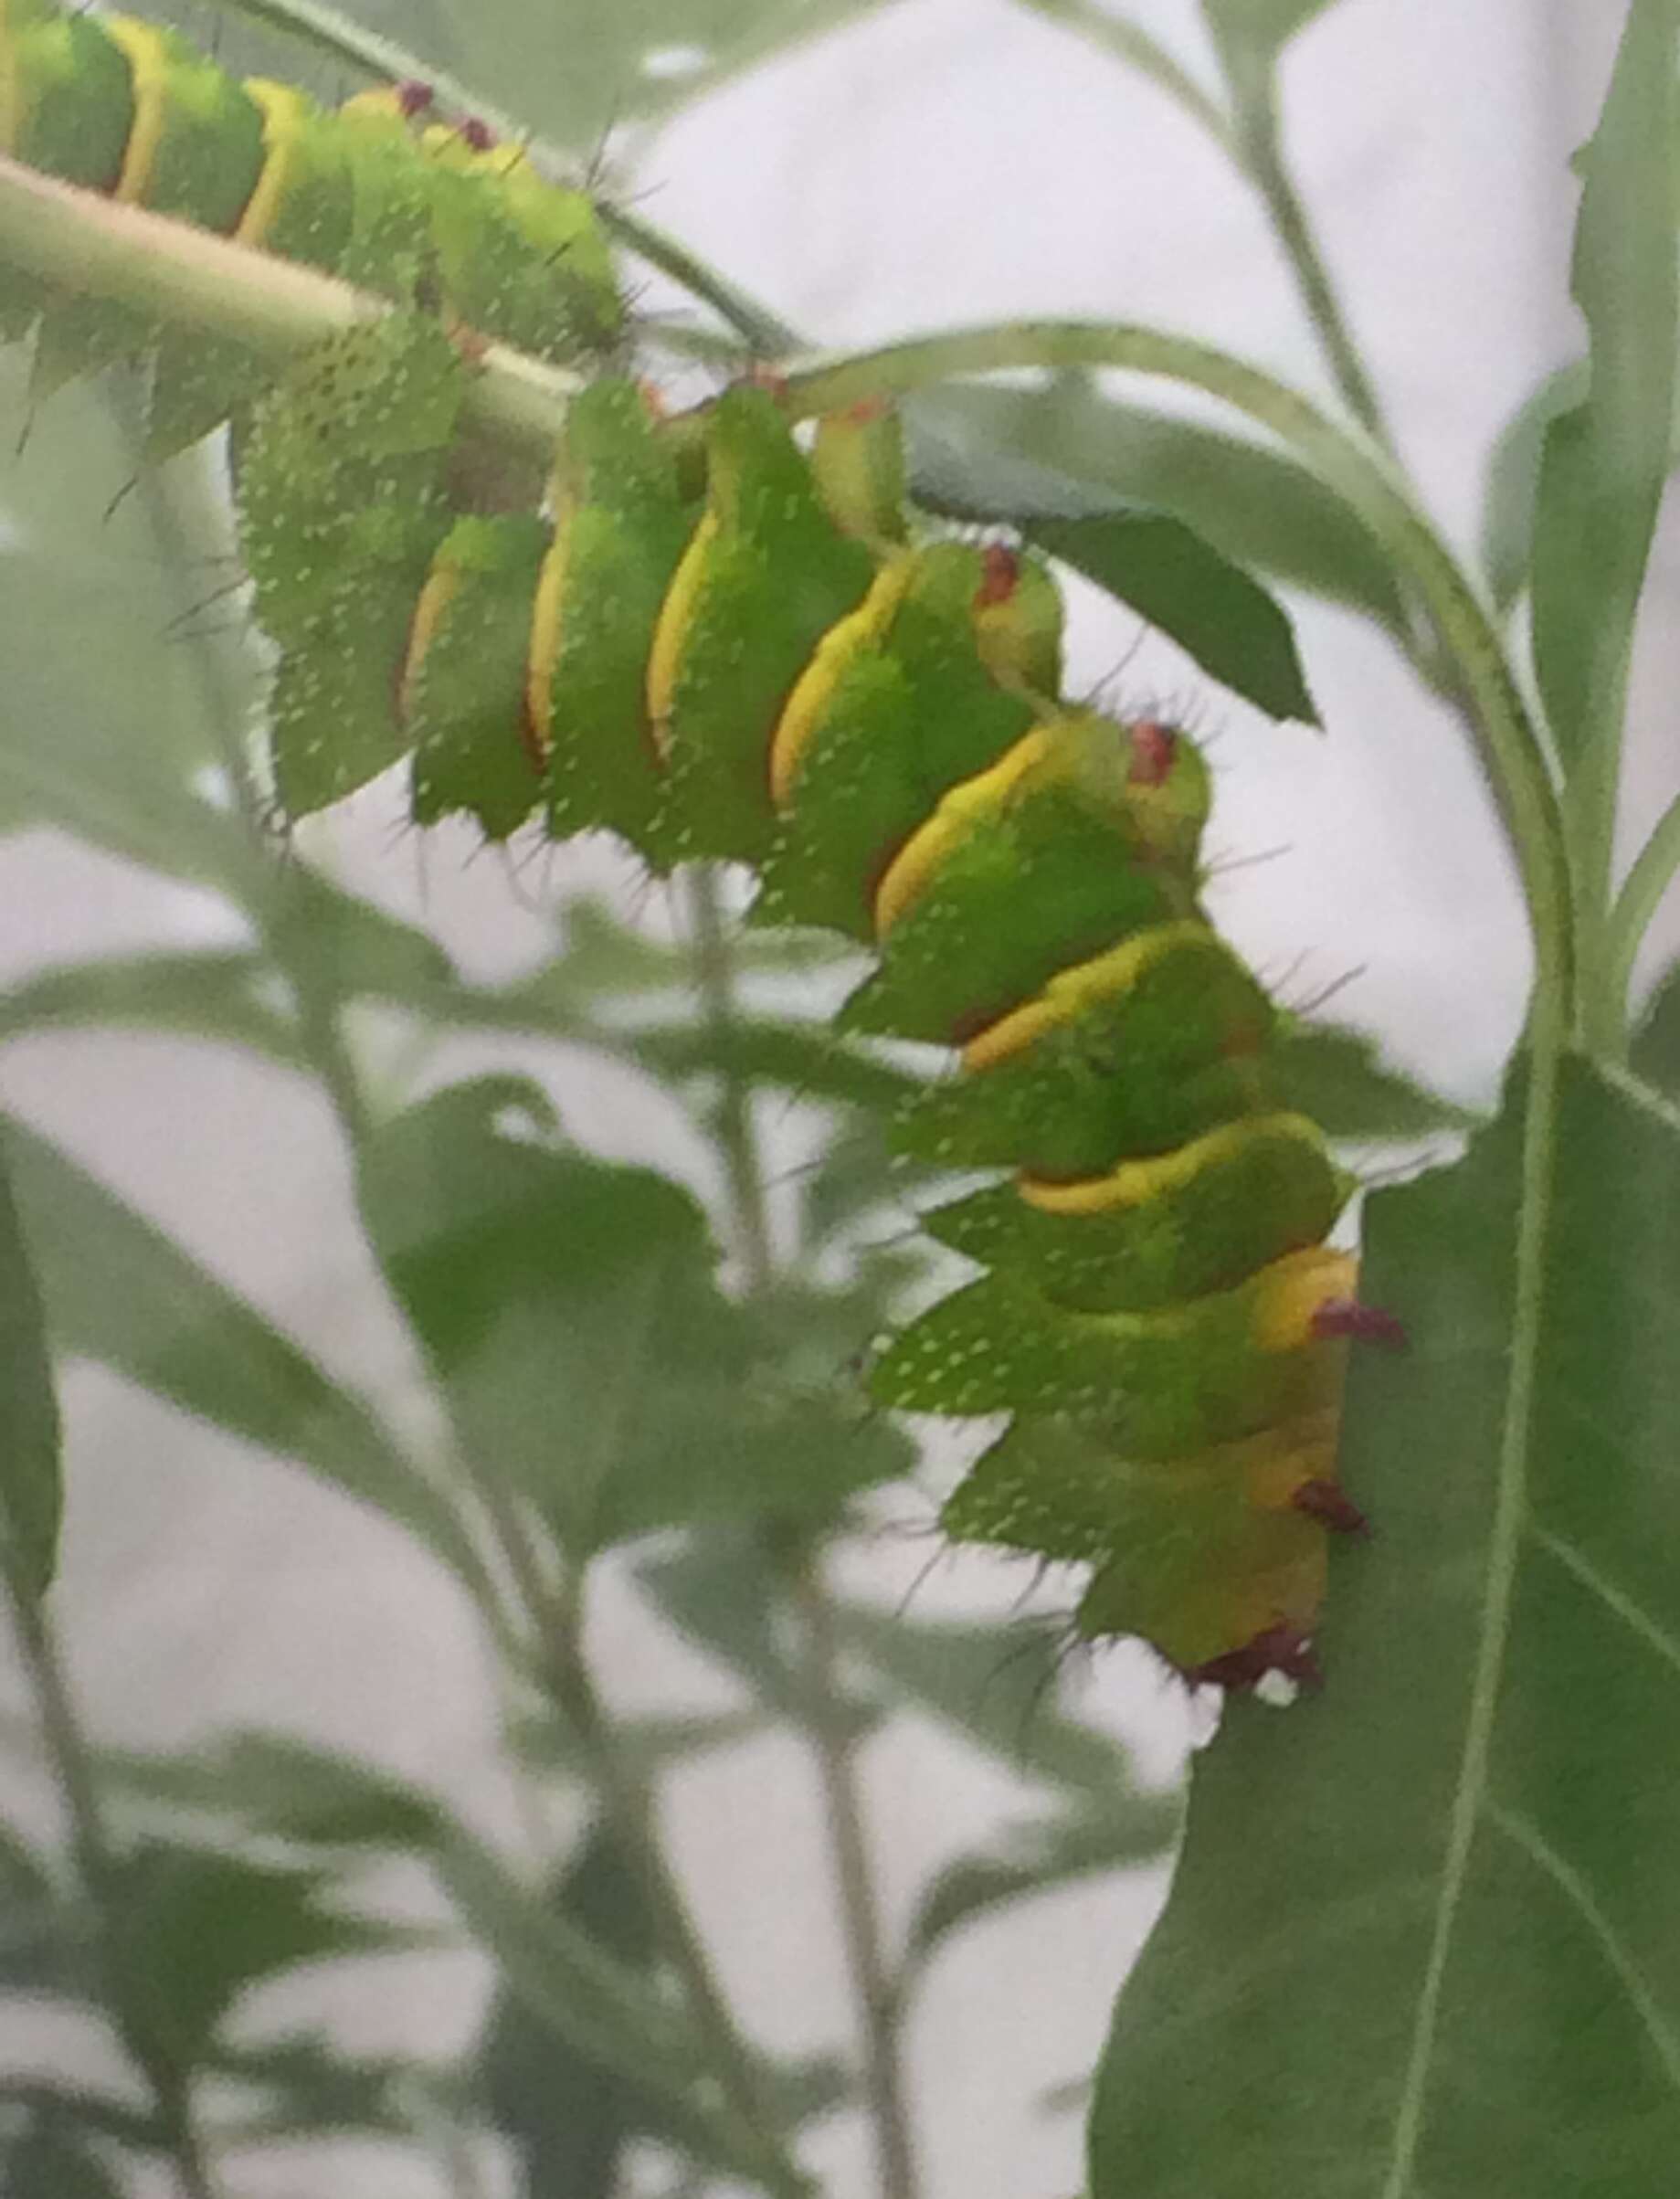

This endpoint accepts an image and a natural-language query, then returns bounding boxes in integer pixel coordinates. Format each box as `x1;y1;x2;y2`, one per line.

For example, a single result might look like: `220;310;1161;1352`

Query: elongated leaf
0;1114;486;1592
913;382;1405;630
104;1841;414;2068
1631;960;1680;1098
103;1730;443;1853
1200;0;1341;61
480;1823;659;2199
0;952;302;1066
1531;0;1678;779
1091;1054;1680;2196
1027;511;1317;724
0;1126;61;1602
1480;365;1583;611
1272;1021;1481;1141
830;1603;1143;1799
4;2116;124;2199
902;1803;1179;1987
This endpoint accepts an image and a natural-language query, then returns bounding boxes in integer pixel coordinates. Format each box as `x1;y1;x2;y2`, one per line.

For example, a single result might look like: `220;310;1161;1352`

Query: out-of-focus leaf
0;364;263;897
629;1015;915;1113
640;1531;881;1737
1531;0;1677;781
0;953;301;1066
4;2113;125;2199
360;1080;911;1553
0;1115;489;1595
910;381;1405;631
1201;0;1341;64
1631;959;1680;1098
105;1731;444;1854
211;2033;417;2141
0;2082;160;2151
509;1704;769;1775
480;1823;659;2199
1091;1054;1680;2196
901;1803;1178;1988
1480;365;1583;611
0;1126;61;1602
448;0;913;149
104;1841;415;2068
830;1604;1142;1799
1272;1021;1482;1140
0;1825;85;1995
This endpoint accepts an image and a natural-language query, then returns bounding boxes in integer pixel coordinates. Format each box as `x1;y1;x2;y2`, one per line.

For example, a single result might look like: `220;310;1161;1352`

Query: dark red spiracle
1188;1623;1324;1696
1127;718;1177;788
460;116;498;152
975;541;1021;608
396;79;436;118
1312;1297;1410;1351
1291;1478;1371;1537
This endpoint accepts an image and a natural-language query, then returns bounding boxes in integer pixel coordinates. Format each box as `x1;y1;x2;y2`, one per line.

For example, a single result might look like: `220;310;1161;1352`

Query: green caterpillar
0;3;1388;1694
0;0;622;452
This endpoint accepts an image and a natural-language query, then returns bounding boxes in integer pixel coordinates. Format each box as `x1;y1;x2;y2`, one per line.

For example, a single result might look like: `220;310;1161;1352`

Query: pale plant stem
4;1588;221;2199
684;869;922;2199
785;1544;919;2199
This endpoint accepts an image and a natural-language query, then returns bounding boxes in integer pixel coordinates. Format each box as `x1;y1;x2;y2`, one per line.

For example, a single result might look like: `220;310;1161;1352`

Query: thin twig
786;1542;919;2199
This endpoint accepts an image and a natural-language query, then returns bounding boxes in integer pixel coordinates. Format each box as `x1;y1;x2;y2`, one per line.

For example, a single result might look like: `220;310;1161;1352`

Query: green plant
0;3;1675;2196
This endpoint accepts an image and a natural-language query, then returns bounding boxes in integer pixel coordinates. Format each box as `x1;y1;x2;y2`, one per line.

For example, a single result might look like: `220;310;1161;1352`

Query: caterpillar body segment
0;0;624;451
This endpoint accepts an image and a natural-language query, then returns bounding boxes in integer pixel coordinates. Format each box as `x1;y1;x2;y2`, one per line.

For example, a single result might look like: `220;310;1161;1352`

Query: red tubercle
396;79;436;119
975;542;1021;608
1292;1478;1371;1537
1187;1622;1323;1696
460;116;498;152
1312;1297;1410;1351
743;364;792;404
1127;719;1178;788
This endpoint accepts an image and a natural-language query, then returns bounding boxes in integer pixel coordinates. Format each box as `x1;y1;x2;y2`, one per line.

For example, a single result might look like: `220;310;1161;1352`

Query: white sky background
1;4;1675;2196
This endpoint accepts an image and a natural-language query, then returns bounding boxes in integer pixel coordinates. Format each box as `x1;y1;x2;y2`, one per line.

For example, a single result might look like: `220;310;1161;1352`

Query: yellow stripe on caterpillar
398;557;461;728
1020;1112;1329;1217
236;80;312;246
872;727;1055;935
961;919;1220;1072
102;17;170;204
645;508;718;756
769;551;918;806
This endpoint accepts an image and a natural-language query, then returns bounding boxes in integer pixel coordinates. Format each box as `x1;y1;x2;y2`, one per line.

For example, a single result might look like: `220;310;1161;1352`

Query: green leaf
1200;0;1340;62
912;381;1405;631
103;1730;444;1853
208;2032;417;2142
103;1840;412;2068
1531;0;1678;780
0;952;302;1066
0;1114;487;1594
640;1530;882;1735
479;1823;660;2198
0;1825;84;1996
901;1803;1179;1988
1271;1021;1483;1140
1479;365;1584;611
1090;1055;1680;2196
360;1080;911;1552
1631;960;1680;1099
1030;510;1316;723
4;2114;125;2199
829;1604;1144;1799
627;1015;916;1115
0;1126;62;1603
